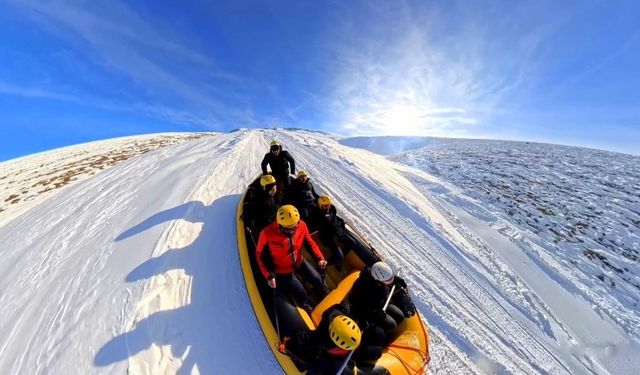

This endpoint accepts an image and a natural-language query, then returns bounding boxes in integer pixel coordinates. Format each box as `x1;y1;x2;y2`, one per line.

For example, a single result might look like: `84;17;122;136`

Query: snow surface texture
0;133;209;228
1;130;638;374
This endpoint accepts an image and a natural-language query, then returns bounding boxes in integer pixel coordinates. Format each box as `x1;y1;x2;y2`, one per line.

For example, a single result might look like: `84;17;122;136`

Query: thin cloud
0;80;219;129
322;0;574;137
7;0;251;123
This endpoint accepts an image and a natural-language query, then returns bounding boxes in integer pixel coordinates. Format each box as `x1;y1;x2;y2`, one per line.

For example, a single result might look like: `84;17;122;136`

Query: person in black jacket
281;301;382;375
242;175;279;235
261;140;295;187
308;195;356;271
347;262;415;337
290;170;320;219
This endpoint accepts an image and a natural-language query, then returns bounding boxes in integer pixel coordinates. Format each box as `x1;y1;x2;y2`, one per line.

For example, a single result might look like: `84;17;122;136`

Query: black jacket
347;266;409;323
261;148;295;177
308;205;346;238
285;302;352;363
290;178;320;208
243;185;279;231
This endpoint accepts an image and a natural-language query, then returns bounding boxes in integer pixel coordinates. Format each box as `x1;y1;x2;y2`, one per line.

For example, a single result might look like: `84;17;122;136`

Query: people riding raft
243;174;280;234
280;301;363;375
347;261;416;337
289;170;320;219
308;195;356;271
255;205;328;312
261;140;296;188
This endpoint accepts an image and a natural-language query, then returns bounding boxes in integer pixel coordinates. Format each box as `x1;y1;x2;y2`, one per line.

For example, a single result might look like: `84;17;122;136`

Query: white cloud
322;0;571;137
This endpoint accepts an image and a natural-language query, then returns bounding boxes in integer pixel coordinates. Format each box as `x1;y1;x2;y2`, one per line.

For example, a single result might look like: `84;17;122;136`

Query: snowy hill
1;130;638;374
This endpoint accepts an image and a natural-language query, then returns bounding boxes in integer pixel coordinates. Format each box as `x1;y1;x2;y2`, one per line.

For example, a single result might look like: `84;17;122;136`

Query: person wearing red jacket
256;205;328;312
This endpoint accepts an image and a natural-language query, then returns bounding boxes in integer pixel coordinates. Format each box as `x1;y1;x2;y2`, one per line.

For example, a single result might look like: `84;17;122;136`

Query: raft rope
386;311;431;375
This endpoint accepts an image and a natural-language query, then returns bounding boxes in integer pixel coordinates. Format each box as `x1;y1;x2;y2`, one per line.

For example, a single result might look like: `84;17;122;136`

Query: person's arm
302;222;325;263
395;276;408;290
310;181;320;199
284;151;295;174
261;154;269;175
255;230;275;281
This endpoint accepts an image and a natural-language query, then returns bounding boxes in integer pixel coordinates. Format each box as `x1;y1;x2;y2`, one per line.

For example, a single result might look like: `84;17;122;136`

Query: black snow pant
378;304;405;337
275;259;324;307
319;232;356;268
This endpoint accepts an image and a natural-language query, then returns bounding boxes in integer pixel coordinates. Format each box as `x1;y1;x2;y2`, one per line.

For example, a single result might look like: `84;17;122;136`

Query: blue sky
0;0;639;160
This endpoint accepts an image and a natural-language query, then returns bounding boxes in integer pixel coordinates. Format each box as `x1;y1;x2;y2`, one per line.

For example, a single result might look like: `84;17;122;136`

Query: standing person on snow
290;170;320;219
308;195;356;271
347;262;415;337
280;301;367;375
261;140;296;188
243;174;280;234
255;205;328;312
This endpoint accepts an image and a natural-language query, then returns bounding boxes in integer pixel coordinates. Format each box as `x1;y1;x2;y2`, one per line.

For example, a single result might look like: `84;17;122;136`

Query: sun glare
379;104;425;135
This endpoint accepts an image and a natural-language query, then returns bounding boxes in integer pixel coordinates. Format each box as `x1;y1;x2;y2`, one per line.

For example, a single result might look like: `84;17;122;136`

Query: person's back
348;262;412;336
283;302;362;375
349;266;390;320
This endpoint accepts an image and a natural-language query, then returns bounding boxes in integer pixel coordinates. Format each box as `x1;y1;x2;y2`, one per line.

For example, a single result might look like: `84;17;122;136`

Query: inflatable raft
237;176;430;374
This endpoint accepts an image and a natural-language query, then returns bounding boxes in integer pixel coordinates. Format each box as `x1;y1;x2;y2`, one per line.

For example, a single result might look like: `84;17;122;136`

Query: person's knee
387;304;405;325
380;314;397;332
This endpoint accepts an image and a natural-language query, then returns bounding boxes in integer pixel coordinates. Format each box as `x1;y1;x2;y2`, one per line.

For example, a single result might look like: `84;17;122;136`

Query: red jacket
255;220;325;280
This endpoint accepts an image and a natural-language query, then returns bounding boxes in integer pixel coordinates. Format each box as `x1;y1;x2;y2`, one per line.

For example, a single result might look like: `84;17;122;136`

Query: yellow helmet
270;140;281;147
260;175;276;188
297;170;308;178
329;315;362;350
318;195;332;207
276;205;300;228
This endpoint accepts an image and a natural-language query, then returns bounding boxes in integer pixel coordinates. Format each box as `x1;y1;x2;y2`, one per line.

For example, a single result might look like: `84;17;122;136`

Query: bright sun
379;104;425;135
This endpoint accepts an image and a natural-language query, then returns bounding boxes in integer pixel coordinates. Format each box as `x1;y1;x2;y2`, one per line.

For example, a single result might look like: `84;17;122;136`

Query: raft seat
310;271;360;326
305;232;363;290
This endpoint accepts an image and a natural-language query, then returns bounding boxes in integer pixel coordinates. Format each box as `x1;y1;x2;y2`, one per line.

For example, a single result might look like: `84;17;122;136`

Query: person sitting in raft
289;170;320;219
347;261;415;337
255;205;328;312
243;174;280;234
280;301;364;375
308;195;356;271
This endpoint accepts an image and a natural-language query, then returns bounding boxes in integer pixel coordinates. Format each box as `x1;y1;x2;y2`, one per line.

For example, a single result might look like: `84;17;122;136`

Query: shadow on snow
95;194;270;374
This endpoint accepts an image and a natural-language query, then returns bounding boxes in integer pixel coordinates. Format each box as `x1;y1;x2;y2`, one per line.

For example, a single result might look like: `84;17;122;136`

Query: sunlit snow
1;130;638;374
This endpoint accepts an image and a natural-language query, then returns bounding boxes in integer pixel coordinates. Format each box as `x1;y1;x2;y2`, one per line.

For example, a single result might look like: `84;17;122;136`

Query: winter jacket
243;185;279;231
347;266;409;323
261;148;295;177
285;301;353;363
255;220;325;280
290;178;320;208
308;205;346;238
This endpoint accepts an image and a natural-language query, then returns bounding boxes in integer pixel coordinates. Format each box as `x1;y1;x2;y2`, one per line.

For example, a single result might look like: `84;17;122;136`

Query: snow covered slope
0;133;210;228
0;130;638;374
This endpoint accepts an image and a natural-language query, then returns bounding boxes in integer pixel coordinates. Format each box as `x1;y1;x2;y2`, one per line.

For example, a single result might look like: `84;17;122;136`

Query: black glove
395;276;408;290
395;292;416;317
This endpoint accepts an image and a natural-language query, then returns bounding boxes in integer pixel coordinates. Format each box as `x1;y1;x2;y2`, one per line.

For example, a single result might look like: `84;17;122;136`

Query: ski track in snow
0;129;638;375
278;132;570;375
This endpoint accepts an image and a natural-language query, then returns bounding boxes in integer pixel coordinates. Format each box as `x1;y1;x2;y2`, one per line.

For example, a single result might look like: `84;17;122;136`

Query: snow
1;130;638;374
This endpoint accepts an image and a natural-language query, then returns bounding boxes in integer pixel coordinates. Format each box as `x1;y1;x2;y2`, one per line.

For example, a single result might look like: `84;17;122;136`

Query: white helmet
371;262;394;284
